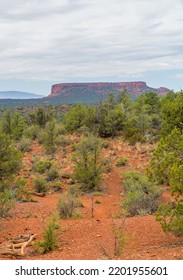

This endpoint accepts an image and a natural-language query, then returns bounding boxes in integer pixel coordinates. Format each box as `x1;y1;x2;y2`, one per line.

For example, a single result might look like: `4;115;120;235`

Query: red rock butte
49;81;169;97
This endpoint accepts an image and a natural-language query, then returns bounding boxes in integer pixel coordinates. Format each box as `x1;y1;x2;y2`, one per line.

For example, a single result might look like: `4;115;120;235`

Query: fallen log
0;234;37;257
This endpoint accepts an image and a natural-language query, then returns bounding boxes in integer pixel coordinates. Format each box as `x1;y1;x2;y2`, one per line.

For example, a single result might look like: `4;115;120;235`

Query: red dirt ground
0;139;182;260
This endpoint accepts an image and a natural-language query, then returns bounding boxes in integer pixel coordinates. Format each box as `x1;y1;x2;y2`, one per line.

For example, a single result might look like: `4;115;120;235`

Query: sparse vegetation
57;194;78;219
122;171;162;216
36;216;59;253
34;177;47;194
0;89;183;259
73;135;104;192
115;156;128;167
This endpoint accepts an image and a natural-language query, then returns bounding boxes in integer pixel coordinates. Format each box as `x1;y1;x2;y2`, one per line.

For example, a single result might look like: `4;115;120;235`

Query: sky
0;0;183;96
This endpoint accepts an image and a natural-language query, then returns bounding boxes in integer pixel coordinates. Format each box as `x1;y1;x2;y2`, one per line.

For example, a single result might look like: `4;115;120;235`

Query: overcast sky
0;0;183;95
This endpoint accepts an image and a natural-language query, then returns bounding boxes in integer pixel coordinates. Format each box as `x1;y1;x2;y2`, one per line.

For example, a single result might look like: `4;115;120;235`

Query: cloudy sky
0;0;183;95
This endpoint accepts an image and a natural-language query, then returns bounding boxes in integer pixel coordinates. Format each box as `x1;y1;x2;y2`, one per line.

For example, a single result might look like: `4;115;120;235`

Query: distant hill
46;81;170;104
0;91;44;99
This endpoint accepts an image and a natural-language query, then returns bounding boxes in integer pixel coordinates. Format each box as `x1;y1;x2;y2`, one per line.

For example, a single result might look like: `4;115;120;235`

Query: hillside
47;81;169;104
0;139;182;260
0;91;44;99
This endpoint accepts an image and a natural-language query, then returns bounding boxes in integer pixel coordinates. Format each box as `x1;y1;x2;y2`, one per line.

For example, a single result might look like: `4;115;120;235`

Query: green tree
0;133;22;217
93;93;126;137
161;91;183;136
64;104;87;132
0;134;22;189
44;121;57;154
73;135;104;191
1;110;12;136
150;128;183;185
150;128;183;236
29;107;52;128
12;112;26;140
1;111;26;140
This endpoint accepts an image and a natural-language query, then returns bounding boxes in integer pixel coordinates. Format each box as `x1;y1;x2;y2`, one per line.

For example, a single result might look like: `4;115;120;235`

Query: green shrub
61;172;72;179
36;216;59;253
123;188;160;216
73;135;104;192
70;143;78;152
122;171;161;216
23;125;39;140
103;158;112;172
56;135;71;147
13;177;32;202
44;121;57;154
122;171;152;193
95;199;101;204
48;181;63;193
46;166;60;182
156;201;183;236
57;194;78;219
37;129;46;144
34;177;47;193
55;123;66;136
32;157;53;173
0;189;15;218
67;185;82;197
115;156;128;167
18;137;32;153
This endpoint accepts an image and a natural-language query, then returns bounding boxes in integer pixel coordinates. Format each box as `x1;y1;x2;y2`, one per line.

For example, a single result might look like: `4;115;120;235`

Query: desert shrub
48;181;63;193
56;135;71;147
70;143;78;152
123;188;161;216
57;194;78;219
13;177;32;202
23;125;39;140
95;199;101;204
55;123;66;136
115;156;128;167
122;171;152;193
67;185;82;197
156;202;183;236
103;158;112;172
61;172;72;179
32;157;53;173
46;166;60;182
36;129;46;144
36;216;59;253
18;137;32;153
34;177;47;193
29;107;52;128
102;140;110;149
111;218;126;256
123;127;143;145
122;171;161;216
0;189;15;218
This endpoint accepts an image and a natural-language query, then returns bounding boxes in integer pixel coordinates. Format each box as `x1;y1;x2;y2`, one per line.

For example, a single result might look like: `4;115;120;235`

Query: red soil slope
0;140;182;260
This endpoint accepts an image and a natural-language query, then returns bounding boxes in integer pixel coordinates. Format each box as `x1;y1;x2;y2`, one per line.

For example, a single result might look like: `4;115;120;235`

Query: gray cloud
0;0;183;82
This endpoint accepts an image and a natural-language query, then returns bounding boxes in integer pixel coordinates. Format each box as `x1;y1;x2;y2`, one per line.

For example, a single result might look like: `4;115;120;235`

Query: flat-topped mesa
47;81;170;104
50;81;149;96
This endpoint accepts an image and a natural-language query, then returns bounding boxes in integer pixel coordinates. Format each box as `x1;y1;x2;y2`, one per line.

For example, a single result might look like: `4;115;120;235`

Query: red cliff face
46;82;169;104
